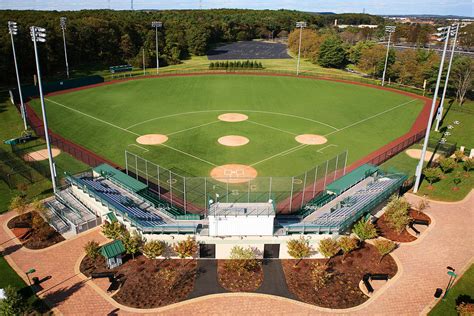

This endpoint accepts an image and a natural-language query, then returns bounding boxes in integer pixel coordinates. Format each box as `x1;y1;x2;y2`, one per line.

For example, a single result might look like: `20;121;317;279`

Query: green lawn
29;74;424;180
430;264;474;316
437;100;474;149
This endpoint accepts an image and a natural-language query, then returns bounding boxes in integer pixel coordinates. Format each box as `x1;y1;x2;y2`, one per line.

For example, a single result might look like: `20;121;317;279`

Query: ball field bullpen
29;74;425;181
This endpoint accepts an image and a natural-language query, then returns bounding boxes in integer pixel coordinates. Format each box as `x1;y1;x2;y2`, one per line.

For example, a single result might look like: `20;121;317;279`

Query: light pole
142;48;146;76
60;17;70;79
8;21;28;130
296;21;307;76
413;26;451;193
151;21;162;75
382;26;396;86
30;26;57;193
435;24;460;132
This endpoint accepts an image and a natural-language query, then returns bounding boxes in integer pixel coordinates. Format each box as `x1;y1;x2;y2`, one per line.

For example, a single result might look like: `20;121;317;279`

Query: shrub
287;237;312;266
142;240;166;259
173;236;198;258
457;302;474;316
454;150;465;162
438;157;457;173
374;239;396;263
209;62;214;69
415;198;429;211
102;221;126;240
84;240;101;259
122;230;144;260
0;286;28;315
352;218;378;241
9;195;28;219
318;238;340;263
337;236;359;261
463;158;474;172
226;246;259;275
423;167;443;185
384;195;411;233
310;262;332;290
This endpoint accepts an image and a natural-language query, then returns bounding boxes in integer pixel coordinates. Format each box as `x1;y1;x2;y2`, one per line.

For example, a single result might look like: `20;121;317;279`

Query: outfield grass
430;264;474;316
29;74;424;180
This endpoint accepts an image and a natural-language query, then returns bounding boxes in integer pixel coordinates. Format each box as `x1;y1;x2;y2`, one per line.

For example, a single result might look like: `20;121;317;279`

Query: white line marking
250;144;306;166
168;120;221;136
317;144;338;153
246;120;297;136
280;145;309;157
324;99;417;137
125;109;339;131
160;143;218;167
127;144;149;152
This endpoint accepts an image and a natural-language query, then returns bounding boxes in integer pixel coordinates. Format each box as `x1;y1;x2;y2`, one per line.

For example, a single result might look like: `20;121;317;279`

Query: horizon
0;0;472;17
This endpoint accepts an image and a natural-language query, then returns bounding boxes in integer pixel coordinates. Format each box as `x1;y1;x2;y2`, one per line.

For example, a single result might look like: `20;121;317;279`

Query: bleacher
296;192;336;218
285;173;407;234
109;65;133;73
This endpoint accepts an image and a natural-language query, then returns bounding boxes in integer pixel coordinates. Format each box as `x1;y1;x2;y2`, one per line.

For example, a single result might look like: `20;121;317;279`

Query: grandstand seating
295;192;337;218
138;189;183;217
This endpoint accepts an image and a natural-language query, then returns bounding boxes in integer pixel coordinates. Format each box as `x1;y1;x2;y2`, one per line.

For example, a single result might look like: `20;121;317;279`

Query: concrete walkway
0;191;472;315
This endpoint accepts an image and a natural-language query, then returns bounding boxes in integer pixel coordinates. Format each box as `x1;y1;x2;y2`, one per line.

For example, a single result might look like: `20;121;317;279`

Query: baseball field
29;74;425;182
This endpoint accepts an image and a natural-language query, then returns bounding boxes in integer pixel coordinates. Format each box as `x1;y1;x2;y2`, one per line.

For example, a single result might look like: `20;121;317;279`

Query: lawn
29;74;424;180
430;264;474;316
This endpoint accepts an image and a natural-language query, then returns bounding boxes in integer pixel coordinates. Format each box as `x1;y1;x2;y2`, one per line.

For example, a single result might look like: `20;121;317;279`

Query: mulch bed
376;209;431;243
7;212;65;249
282;243;398;309
80;254;197;308
217;260;264;292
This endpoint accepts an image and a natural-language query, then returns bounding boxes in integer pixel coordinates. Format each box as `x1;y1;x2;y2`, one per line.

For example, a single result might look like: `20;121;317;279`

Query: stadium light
30;26;58;193
381;26;396;87
8;21;28;130
413;25;451;194
435;24;460;132
60;17;70;78
295;21;307;76
151;21;162;74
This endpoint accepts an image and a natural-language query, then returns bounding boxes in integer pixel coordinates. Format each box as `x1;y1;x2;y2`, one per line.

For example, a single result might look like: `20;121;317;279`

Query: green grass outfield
30;74;424;178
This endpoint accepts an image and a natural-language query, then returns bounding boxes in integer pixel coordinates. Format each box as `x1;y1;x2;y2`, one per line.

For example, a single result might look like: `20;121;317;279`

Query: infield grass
29;75;424;178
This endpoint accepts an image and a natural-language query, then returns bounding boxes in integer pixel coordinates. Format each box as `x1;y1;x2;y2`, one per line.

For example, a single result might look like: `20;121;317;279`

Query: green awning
105;212;118;223
93;163;147;193
100;240;125;259
326;164;379;195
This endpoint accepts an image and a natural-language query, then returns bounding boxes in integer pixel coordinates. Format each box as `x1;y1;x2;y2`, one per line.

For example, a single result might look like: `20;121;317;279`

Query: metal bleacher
285;173;407;234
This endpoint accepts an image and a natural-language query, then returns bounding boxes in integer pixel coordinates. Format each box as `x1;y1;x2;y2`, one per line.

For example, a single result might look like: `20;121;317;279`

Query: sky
0;0;472;17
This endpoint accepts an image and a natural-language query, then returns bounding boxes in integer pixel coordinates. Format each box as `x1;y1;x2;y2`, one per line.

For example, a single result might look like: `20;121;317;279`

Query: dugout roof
326;164;379;195
93;163;147;193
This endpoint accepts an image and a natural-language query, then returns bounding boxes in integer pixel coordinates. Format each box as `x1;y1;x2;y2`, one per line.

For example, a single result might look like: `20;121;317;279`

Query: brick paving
1;191;473;315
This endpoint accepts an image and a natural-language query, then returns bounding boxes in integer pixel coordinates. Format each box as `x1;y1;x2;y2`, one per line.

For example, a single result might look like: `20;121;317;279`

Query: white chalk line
317;144;338;153
250;144;307;167
127;144;149;153
168;120;221;136
246;120;297;136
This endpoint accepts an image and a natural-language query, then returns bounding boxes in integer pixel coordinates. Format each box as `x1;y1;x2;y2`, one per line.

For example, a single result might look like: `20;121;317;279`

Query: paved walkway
0;191;472;315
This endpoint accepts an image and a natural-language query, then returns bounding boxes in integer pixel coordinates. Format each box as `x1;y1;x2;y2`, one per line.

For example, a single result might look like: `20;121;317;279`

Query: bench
370;273;390;281
409;222;420;235
412;219;429;226
363;274;374;293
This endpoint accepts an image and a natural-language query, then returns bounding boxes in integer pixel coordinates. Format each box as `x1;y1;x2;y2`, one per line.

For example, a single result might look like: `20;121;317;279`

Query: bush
0;286;28;315
102;221;126;240
423;167;443;185
142;240;166;259
84;240;101;259
463;158;474;172
337;236;359;261
457;302;474;316
226;246;259;275
318;238;340;263
173;236;198;258
9;195;28;218
209;62;214;69
287;237;312;266
438;157;457;173
384;195;411;233
122;230;144;260
310;262;332;290
352;218;378;241
374;239;396;263
454;150;465;162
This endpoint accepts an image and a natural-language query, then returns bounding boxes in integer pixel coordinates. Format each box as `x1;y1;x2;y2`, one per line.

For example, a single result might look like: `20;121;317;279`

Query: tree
337;236;359;261
173;236;198;259
0;286;28;316
423;167;443;186
357;44;388;78
317;238;340;263
288;28;325;61
310;262;332;290
454;150;465;162
102;221;126;240
437;157;457;174
451;56;473;105
142;240;166;259
226;246;259;275
9;195;28;219
317;36;347;68
287;237;312;267
373;239;396;263
463;158;474;172
384;195;411;234
84;240;101;259
122;230;144;260
348;40;374;64
352;218;378;241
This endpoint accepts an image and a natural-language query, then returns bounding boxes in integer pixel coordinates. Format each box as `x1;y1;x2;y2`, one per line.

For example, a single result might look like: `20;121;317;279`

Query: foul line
168;120;220;136
324;99;417;137
250;144;308;166
45;98;218;167
246;120;297;136
127;144;149;153
317;144;338;153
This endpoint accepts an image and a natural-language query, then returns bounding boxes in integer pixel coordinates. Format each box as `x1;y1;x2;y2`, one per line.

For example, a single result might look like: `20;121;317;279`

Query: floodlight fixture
151;21;163;74
60;16;67;29
382;26;396;86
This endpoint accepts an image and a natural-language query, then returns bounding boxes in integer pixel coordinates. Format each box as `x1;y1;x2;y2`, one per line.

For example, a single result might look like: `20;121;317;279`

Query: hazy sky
0;0;472;16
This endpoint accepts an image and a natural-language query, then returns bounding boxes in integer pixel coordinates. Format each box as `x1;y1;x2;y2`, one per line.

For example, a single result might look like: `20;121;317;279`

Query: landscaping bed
282;243;398;309
377;209;431;243
217;260;264;292
80;254;197;308
7;212;64;249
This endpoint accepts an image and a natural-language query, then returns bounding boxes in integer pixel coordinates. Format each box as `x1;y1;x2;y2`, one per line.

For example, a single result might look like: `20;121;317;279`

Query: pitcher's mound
136;134;168;145
210;164;257;184
23;148;61;162
218;113;248;122
218;135;249;147
405;149;440;162
295;134;328;145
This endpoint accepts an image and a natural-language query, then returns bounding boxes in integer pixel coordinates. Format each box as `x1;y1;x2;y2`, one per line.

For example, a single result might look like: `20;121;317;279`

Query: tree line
0;9;383;86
